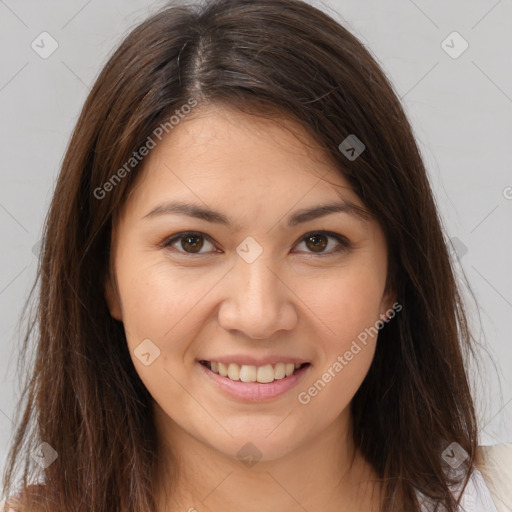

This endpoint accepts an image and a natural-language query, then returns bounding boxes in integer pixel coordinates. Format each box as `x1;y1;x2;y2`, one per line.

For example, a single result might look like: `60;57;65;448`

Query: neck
152;404;383;512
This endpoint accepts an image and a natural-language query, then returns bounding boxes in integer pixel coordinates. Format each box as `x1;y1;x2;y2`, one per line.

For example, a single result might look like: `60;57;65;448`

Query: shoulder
475;443;512;512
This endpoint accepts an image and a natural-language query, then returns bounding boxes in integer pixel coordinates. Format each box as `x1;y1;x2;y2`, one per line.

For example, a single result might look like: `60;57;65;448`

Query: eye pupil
305;234;328;252
166;231;346;257
182;235;204;253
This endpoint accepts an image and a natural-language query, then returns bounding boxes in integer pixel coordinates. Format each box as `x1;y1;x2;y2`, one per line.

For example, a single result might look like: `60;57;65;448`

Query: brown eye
163;232;217;254
162;230;350;257
295;231;350;255
180;234;204;253
304;233;328;252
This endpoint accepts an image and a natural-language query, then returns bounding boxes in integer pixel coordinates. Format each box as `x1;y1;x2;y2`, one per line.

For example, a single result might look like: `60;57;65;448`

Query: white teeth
205;361;306;383
227;363;240;381
218;362;229;377
274;362;285;380
239;365;257;382
256;364;274;383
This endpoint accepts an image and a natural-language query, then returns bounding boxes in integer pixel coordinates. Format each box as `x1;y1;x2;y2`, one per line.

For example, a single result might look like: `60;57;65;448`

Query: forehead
119;105;366;223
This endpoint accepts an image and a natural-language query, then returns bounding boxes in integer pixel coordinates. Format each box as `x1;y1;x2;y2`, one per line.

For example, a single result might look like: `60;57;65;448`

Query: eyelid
161;230;351;256
294;231;351;254
160;231;219;254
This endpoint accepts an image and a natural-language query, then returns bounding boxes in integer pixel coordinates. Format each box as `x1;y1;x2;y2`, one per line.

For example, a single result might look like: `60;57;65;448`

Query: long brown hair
2;0;478;510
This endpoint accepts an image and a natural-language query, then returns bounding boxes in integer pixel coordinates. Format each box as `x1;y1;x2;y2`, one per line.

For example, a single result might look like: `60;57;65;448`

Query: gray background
1;0;511;475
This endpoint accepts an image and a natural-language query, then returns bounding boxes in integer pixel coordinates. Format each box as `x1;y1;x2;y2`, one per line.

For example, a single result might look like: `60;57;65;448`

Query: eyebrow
142;199;371;227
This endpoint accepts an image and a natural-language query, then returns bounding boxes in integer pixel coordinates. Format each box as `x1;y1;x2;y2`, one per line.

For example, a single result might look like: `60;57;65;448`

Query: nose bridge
237;250;281;313
235;234;280;301
218;246;296;338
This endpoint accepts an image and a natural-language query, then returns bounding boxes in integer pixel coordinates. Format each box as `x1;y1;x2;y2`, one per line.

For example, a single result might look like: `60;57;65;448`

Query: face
105;105;394;463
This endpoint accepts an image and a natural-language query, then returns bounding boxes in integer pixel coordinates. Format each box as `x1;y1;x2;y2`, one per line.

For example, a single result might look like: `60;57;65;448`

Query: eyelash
160;230;351;257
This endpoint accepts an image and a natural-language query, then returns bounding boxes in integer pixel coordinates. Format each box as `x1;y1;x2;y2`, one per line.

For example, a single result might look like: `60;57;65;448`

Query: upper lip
198;355;310;367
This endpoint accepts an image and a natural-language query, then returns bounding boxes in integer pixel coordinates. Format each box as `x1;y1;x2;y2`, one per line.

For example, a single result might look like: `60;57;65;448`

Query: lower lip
198;362;311;402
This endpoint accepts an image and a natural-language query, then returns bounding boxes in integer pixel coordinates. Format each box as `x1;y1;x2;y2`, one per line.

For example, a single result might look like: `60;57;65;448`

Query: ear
104;271;123;321
379;278;397;321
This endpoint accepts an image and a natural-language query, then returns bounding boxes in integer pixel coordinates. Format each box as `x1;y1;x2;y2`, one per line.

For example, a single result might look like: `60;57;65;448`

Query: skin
105;104;394;511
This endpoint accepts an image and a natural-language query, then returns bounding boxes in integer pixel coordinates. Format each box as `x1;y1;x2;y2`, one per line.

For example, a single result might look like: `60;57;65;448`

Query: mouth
198;359;312;402
199;360;311;384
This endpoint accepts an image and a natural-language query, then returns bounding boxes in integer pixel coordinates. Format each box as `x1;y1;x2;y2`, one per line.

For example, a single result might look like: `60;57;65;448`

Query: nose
217;255;298;340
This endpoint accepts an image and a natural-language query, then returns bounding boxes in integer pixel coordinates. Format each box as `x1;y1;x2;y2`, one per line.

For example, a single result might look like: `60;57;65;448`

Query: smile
198;359;312;402
199;360;310;384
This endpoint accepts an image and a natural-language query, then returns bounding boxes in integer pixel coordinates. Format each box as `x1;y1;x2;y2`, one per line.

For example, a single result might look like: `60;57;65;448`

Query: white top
476;443;512;512
417;443;512;512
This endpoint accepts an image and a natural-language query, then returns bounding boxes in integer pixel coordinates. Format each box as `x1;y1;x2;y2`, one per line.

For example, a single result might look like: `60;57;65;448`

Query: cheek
113;258;205;412
302;261;386;344
297;343;375;421
295;276;382;414
115;255;215;347
294;260;385;408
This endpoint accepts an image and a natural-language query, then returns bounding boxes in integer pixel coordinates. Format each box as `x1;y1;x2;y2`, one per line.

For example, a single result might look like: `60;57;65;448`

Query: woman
2;0;510;511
